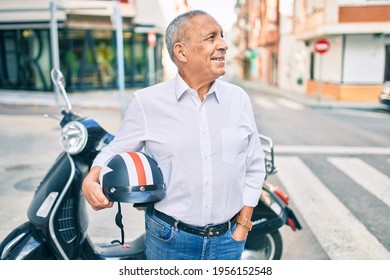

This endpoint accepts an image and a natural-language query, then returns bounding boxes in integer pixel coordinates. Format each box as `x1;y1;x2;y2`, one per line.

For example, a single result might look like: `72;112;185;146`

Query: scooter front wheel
241;230;283;260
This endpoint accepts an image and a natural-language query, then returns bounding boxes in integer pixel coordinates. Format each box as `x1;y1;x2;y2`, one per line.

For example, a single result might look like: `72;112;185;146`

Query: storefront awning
0;0;135;30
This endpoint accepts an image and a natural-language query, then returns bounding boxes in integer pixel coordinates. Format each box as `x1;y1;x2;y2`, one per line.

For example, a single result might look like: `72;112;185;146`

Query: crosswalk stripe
252;96;305;110
252;96;279;109
328;157;390;208
275;156;390;259
276;145;390;155
275;98;305;110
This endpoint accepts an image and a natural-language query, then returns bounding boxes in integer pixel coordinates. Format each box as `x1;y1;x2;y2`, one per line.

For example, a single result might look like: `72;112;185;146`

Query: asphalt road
247;89;390;260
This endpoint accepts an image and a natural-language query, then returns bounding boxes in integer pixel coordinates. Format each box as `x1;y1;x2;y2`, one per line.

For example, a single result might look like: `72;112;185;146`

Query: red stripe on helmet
128;152;147;186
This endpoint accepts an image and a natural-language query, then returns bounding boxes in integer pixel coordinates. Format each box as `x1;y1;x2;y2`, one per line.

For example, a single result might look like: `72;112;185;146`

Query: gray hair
165;10;210;61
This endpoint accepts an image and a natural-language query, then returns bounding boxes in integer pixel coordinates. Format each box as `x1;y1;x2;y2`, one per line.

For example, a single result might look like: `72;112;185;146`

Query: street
0;88;389;260
247;87;390;259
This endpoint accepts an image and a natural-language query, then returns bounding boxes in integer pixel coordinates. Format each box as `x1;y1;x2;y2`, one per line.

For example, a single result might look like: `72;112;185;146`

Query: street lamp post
50;0;127;118
50;1;63;103
112;0;126;119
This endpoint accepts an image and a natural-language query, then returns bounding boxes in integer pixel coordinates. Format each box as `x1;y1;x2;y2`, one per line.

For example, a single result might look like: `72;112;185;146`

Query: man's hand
232;224;250;241
232;205;254;241
82;166;113;211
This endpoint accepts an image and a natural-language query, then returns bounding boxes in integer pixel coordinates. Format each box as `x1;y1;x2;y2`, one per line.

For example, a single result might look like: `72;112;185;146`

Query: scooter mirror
51;68;65;88
50;68;72;111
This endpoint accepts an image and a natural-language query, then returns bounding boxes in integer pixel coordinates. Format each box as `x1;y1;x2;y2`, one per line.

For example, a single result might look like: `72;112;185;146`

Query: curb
0;89;136;110
234;79;386;112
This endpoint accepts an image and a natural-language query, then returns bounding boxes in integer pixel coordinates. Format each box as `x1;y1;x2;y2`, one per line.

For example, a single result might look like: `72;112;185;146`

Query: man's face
183;14;228;81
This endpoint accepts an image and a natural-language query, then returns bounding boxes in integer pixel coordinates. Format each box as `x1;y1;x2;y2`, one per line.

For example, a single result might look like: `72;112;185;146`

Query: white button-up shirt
93;74;266;226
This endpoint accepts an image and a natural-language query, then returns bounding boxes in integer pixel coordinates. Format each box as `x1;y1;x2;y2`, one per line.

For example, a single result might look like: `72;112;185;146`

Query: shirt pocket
221;127;250;165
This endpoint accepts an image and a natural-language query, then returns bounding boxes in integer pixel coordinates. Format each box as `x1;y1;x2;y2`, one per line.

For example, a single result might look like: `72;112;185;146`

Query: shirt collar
174;73;221;103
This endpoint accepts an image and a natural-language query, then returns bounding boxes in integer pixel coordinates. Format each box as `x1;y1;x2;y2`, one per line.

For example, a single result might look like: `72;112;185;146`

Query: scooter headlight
60;121;88;155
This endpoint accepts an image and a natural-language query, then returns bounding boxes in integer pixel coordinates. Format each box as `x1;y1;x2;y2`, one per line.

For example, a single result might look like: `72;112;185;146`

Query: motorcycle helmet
99;151;166;204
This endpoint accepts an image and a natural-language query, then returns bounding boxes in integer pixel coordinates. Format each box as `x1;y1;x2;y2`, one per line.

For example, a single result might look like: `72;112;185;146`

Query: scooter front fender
0;222;54;260
27;152;73;229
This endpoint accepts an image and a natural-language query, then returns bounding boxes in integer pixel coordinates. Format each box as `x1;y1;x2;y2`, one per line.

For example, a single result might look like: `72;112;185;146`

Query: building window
0;26;162;91
385;45;390;82
310;52;315;80
0;29;50;90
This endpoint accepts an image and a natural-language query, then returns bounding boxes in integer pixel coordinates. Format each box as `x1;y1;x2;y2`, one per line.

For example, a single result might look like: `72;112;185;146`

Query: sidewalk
0;80;387;111
234;79;387;111
0;88;137;110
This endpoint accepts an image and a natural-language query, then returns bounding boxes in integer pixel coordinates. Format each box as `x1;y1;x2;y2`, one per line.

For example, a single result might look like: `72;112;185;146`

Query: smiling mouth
211;57;225;61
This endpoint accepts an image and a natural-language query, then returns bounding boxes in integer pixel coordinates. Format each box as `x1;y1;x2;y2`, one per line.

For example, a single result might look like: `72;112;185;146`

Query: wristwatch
236;215;253;231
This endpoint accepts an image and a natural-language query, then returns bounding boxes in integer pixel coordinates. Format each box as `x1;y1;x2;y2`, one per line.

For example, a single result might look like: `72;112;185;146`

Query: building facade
0;0;164;92
235;0;390;101
233;0;280;85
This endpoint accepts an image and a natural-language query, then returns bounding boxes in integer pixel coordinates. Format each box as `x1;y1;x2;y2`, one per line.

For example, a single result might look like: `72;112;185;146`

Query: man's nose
217;38;228;52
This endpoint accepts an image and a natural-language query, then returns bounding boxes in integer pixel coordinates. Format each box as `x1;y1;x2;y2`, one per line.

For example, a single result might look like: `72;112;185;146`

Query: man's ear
174;43;187;63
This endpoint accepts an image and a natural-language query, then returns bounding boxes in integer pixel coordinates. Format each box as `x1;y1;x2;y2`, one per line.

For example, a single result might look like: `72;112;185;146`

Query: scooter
242;134;302;260
0;69;301;260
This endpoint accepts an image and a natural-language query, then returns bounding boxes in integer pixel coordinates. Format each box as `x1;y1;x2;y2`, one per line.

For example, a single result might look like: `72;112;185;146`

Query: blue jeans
144;211;246;260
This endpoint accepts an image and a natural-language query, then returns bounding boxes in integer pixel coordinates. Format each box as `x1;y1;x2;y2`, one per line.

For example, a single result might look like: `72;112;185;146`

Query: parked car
379;81;390;106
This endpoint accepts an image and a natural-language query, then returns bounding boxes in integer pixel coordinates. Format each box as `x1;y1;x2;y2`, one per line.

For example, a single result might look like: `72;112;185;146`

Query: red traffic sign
314;38;330;54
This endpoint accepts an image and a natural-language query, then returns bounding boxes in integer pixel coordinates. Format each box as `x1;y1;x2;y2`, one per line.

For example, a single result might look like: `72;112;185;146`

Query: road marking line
328;157;390;208
276;145;390;155
252;96;279;109
275;98;305;110
276;156;390;259
328;108;389;119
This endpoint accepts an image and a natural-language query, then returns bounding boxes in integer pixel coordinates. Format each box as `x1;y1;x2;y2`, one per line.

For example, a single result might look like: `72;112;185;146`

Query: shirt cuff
243;184;263;207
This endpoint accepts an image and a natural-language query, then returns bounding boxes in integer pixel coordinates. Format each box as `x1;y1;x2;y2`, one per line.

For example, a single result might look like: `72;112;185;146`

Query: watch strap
236;215;253;231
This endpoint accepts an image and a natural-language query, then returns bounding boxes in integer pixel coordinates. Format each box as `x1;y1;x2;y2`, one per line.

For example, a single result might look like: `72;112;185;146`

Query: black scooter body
0;149;145;260
246;182;301;250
